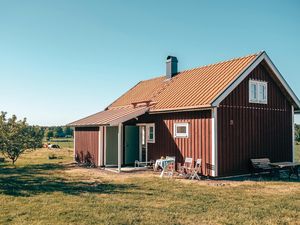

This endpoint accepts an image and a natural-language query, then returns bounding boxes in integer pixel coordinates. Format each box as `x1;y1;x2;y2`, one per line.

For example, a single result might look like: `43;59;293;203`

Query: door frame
105;126;119;166
136;123;152;162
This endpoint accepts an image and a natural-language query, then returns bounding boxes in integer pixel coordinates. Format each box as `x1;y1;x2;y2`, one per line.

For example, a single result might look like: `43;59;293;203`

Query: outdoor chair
190;159;202;180
178;157;193;178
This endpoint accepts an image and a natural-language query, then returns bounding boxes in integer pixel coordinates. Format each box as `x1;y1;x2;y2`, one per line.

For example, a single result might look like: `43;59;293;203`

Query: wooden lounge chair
250;158;275;176
178;157;193;178
190;159;202;180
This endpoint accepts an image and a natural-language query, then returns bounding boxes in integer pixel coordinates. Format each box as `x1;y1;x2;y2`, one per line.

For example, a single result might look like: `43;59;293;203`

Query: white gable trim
212;52;300;109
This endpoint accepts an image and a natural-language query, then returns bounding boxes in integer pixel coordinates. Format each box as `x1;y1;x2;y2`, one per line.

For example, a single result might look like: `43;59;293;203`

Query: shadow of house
0;164;136;197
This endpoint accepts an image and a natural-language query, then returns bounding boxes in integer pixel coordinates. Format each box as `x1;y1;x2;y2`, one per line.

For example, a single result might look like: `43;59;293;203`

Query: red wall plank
131;110;213;176
75;127;99;166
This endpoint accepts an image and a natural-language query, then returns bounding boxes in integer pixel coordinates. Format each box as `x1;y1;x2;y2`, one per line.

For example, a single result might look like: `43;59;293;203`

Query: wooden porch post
118;123;123;172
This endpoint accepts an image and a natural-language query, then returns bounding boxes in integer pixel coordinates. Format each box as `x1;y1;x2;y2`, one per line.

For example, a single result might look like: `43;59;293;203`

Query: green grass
0;148;299;225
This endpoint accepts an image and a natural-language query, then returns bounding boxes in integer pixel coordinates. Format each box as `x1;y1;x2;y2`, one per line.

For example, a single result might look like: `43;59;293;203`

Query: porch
102;122;154;172
72;105;154;172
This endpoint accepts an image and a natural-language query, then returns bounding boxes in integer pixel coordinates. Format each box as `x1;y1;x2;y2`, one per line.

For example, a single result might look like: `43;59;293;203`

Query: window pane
177;126;186;134
142;127;145;145
251;83;257;100
149;127;154;140
258;84;263;100
262;85;266;100
258;83;267;102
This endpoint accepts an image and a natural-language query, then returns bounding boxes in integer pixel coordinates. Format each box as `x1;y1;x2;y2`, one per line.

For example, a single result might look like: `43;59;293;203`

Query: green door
106;126;118;165
125;126;139;164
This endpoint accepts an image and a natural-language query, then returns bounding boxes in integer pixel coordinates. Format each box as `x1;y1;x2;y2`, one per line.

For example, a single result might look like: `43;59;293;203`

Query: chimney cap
166;56;178;62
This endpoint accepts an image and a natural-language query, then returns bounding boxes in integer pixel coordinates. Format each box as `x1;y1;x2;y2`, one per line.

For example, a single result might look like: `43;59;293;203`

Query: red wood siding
75;127;99;166
134;110;213;176
217;62;293;176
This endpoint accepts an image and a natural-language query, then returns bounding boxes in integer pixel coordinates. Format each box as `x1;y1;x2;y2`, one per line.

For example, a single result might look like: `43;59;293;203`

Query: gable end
212;52;300;110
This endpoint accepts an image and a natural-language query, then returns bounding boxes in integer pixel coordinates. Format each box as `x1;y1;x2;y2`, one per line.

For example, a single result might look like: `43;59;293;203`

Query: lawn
0;148;299;225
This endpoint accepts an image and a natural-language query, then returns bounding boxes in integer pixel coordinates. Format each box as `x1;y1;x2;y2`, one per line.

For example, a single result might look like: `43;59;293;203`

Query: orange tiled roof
108;76;168;108
109;53;259;111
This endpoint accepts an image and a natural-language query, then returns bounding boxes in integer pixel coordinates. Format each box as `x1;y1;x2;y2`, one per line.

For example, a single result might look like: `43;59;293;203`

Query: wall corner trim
211;107;218;177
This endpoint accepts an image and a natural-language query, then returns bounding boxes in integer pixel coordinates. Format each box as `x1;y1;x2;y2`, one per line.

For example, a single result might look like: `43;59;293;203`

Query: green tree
295;124;300;142
0;112;44;164
46;130;54;139
54;127;64;138
63;126;73;137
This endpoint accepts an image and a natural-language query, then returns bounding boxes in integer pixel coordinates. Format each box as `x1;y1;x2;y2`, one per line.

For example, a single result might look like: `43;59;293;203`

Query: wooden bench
250;158;275;176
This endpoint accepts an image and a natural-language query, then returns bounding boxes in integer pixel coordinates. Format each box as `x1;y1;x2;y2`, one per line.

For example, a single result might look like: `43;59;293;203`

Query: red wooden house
69;52;300;177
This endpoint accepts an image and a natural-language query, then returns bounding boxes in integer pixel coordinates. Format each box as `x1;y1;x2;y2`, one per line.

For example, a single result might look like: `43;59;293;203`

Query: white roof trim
212;52;300;109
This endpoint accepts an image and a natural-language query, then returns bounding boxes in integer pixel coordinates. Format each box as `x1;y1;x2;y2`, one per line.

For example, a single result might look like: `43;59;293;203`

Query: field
45;137;74;148
0;146;299;225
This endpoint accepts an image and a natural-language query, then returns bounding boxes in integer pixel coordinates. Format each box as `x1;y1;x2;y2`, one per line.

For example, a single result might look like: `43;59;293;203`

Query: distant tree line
295;124;300;143
43;126;74;140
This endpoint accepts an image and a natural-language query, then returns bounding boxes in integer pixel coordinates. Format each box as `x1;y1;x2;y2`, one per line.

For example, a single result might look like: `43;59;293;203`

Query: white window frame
147;123;155;143
174;122;189;138
249;80;268;104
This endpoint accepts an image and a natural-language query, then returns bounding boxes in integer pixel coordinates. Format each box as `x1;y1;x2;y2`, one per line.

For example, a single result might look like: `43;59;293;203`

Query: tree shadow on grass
0;163;136;197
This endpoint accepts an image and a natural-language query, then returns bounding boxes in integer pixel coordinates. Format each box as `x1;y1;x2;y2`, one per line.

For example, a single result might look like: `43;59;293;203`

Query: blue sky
0;0;299;126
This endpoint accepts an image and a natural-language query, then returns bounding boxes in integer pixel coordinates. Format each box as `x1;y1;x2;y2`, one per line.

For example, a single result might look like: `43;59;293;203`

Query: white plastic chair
190;159;202;180
178;157;193;178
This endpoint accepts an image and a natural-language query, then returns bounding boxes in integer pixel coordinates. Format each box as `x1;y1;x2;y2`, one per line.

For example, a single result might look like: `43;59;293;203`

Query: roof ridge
140;75;165;82
107;52;263;110
139;51;263;82
178;51;262;74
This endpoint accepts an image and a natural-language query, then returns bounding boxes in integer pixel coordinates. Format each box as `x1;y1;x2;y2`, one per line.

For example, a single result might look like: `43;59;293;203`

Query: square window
174;123;189;138
249;80;267;104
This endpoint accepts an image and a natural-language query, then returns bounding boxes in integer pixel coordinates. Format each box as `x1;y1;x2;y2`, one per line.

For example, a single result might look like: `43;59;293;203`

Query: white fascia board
262;53;300;109
212;52;265;107
212;52;300;109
